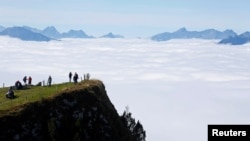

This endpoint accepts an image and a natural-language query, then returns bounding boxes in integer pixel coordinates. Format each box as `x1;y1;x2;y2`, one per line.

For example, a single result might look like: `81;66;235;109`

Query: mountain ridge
0;26;51;41
61;29;94;38
151;27;237;41
1;25;250;45
218;31;250;45
0;26;95;41
100;32;124;38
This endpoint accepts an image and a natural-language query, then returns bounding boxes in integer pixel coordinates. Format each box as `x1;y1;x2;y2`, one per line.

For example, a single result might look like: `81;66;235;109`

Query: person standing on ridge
28;76;32;86
73;72;78;84
69;72;72;82
47;75;52;86
23;76;27;85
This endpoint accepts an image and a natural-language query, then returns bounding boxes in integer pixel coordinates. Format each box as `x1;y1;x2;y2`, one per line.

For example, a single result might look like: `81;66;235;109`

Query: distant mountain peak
107;32;114;35
219;31;250;45
239;31;250;37
42;26;60;39
101;32;124;38
43;26;59;35
61;29;94;38
176;27;187;33
0;26;51;41
43;26;57;31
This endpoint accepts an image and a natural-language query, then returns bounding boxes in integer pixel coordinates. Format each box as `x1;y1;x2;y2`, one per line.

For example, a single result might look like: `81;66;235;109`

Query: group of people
6;76;33;99
14;76;33;90
69;72;79;84
68;72;90;83
5;72;90;99
23;76;32;86
5;75;52;99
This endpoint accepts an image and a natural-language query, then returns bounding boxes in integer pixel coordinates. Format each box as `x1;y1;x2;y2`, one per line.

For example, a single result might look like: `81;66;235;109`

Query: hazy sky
1;0;249;37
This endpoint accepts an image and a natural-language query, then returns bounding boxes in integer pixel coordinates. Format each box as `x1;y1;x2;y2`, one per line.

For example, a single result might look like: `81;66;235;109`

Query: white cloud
1;37;250;141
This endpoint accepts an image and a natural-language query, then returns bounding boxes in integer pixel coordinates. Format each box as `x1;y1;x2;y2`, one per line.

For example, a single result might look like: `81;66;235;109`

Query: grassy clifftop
0;80;137;141
0;82;72;117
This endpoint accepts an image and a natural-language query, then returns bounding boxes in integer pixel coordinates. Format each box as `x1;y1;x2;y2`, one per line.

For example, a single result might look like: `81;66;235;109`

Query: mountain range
151;27;237;41
0;25;250;45
151;27;250;45
0;26;122;41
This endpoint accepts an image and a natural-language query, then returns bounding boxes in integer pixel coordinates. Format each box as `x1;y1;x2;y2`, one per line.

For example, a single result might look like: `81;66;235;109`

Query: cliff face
0;80;134;141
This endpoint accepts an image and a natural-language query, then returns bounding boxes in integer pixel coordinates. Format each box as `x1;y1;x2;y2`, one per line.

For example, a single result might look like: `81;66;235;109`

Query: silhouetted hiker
84;73;90;80
28;76;32;85
23;76;27;85
15;80;23;90
73;72;79;84
6;86;14;99
47;75;52;86
69;72;72;82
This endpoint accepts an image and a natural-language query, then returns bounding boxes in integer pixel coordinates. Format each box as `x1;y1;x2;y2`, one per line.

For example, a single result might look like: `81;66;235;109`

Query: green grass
0;82;75;116
0;79;103;117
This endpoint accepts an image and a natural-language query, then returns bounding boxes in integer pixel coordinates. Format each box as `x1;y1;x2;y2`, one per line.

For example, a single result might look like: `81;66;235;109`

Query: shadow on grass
5;95;19;99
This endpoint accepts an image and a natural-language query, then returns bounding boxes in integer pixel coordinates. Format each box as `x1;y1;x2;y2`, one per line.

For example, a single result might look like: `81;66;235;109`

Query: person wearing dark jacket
47;75;52;86
23;76;27;85
6;86;14;99
73;72;78;84
69;72;72;82
28;76;32;85
15;80;22;90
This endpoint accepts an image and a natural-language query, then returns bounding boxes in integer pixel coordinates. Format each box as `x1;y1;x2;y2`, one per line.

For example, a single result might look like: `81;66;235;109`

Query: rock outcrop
0;80;137;141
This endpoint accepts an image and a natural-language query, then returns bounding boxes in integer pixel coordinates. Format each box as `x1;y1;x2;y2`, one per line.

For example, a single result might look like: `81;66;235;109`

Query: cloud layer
1;37;250;141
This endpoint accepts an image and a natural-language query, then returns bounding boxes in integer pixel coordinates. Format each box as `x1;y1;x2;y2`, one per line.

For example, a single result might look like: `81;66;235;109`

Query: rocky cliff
0;80;138;141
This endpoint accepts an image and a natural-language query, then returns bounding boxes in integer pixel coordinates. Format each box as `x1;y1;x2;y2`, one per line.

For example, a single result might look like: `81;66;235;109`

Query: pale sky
1;0;249;37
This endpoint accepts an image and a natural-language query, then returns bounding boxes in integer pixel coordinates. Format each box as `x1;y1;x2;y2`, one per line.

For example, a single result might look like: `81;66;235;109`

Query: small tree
133;121;146;141
121;106;146;141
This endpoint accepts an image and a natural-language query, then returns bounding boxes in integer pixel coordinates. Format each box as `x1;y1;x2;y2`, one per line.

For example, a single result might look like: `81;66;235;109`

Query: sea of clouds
1;37;250;141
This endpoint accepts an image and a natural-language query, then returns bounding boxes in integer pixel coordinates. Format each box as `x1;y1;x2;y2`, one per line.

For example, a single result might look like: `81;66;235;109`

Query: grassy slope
0;82;82;117
0;80;137;141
